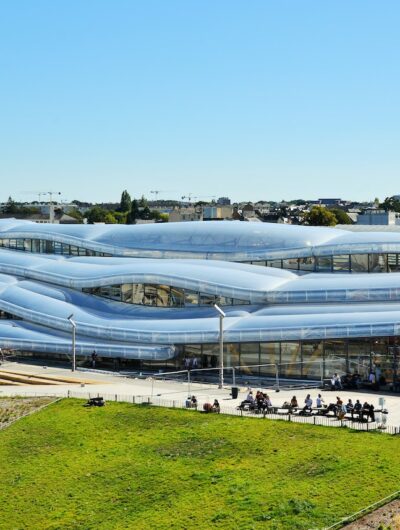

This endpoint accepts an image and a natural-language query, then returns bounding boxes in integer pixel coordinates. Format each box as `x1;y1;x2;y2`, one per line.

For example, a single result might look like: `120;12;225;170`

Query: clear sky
1;1;399;204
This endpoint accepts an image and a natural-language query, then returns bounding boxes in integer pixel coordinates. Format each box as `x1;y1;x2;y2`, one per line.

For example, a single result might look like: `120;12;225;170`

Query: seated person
212;399;220;413
346;399;354;413
246;391;255;403
191;396;198;409
289;396;298;412
316;394;324;408
351;399;362;419
302;394;313;413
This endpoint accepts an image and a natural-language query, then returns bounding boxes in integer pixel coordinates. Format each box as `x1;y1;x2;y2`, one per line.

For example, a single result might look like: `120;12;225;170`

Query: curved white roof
3;219;400;259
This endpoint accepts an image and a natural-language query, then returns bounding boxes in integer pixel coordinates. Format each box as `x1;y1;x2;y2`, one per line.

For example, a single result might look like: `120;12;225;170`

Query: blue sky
1;1;399;203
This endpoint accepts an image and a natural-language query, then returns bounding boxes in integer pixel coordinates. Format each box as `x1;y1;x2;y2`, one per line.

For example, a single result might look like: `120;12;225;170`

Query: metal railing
3;388;400;435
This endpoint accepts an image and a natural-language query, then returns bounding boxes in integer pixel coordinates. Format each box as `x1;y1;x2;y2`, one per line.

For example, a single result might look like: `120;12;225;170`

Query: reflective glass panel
350;254;369;273
267;259;283;269
131;284;145;304
170;287;184;307
260;342;280;376
239;343;260;376
144;284;158;306
184;290;199;306
299;257;315;271
315;256;332;272
280;342;301;378
156;285;170;307
282;258;299;270
121;284;133;303
369;253;388;273
333;255;350;272
301;341;323;378
388;254;400;272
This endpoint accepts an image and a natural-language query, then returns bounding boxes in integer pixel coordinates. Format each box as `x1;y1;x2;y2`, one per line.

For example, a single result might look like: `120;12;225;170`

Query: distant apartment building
203;205;233;221
357;208;400;226
168;207;203;222
217;196;231;205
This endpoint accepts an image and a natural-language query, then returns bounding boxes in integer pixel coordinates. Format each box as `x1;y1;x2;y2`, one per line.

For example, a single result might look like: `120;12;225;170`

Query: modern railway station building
0;218;399;386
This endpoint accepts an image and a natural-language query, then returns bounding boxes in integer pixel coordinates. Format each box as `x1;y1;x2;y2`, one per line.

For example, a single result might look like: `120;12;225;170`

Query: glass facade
247;252;400;273
0;238;111;256
82;283;249;307
165;338;399;385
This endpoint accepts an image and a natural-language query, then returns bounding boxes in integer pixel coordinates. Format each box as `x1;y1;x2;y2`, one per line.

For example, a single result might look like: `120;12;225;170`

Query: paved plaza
0;360;399;428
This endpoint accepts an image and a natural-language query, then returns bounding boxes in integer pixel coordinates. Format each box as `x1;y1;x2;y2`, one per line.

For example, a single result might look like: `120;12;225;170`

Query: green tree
104;212;117;224
139;195;148;208
119;190;131;212
380;196;400;213
328;208;352;224
3;196;18;214
127;199;140;224
302;206;337;226
86;206;109;224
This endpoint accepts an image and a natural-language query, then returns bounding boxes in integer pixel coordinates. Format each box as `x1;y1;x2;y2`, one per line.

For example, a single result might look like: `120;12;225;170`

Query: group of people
185;396;220;413
240;390;273;411
291;393;376;421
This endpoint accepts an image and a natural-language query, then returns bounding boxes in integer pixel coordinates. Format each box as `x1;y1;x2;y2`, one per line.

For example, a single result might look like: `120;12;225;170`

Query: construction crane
20;191;61;223
150;190;169;201
181;193;195;202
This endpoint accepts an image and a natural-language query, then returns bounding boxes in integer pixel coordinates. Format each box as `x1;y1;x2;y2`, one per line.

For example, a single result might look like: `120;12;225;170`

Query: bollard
132;396;135;404
115;394;118;402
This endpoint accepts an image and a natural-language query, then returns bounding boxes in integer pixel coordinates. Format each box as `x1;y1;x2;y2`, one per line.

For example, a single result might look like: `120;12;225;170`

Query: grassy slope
0;400;399;530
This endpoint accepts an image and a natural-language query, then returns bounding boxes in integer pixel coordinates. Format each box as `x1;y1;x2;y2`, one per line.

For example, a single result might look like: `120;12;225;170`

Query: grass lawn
0;399;399;530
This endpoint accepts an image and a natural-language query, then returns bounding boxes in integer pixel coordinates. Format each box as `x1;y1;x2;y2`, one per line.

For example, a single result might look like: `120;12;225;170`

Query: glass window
156;285;170;307
131;284;145;304
121;284;133;303
8;239;17;249
232;299;250;305
143;284;158;306
333;255;350;272
299;257;315;271
350;254;369;273
201;344;219;369
199;293;217;306
70;245;79;256
282;258;299;270
99;285;121;301
348;339;371;378
260;342;280;376
324;339;347;377
184;290;199;306
16;239;25;251
218;296;233;306
388;254;400;272
252;261;267;266
61;244;70;255
183;344;203;370
315;256;332;272
239;343;260;376
170;287;184;307
53;242;62;254
301;341;323;379
280;342;301;378
225;343;240;370
369;253;388;273
267;259;283;269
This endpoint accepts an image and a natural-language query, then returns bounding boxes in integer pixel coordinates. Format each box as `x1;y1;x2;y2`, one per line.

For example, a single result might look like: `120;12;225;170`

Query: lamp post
67;314;76;372
214;304;226;389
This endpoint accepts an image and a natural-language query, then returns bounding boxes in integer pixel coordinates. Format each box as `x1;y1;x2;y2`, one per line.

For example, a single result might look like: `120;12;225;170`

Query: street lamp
67;314;76;372
214;304;226;389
